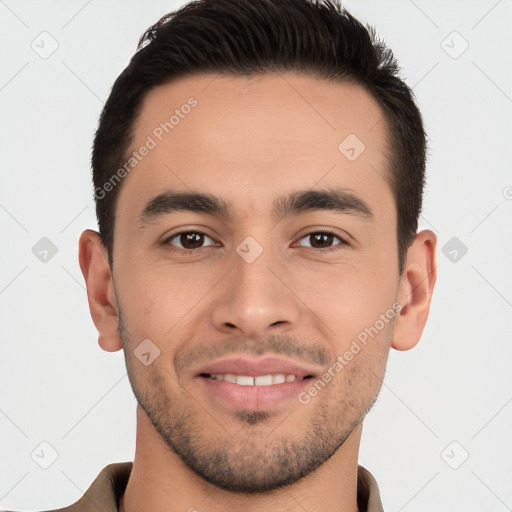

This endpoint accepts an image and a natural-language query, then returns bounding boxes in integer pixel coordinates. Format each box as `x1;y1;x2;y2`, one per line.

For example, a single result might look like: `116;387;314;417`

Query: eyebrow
138;187;374;226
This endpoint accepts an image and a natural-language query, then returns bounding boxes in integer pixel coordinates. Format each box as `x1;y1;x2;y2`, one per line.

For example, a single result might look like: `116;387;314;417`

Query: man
37;0;438;510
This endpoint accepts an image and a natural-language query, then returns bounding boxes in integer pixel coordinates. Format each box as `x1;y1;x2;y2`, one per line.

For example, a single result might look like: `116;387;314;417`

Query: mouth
199;373;314;385
194;356;319;411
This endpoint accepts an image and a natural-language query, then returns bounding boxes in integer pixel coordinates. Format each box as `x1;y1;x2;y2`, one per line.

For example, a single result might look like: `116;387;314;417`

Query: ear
391;229;437;351
78;229;123;352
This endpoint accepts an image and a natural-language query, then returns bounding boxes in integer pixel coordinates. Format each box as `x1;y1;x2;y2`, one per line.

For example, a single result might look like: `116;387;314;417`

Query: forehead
117;72;392;226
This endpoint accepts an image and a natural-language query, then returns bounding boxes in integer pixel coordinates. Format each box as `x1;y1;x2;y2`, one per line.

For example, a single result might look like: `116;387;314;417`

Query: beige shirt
8;462;384;511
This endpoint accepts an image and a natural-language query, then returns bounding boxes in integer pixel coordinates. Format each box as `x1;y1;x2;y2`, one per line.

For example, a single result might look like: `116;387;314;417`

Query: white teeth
208;373;297;385
255;375;273;386
237;376;255;386
272;374;286;384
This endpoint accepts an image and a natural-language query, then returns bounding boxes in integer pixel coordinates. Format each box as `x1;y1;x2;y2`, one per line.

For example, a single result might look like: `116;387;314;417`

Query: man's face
112;72;399;492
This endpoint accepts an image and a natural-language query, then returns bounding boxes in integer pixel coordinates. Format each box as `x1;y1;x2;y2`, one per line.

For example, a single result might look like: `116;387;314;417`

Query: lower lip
198;376;313;410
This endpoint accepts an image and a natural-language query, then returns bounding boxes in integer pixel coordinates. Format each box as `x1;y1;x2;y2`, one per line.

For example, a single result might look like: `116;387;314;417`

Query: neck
120;406;362;512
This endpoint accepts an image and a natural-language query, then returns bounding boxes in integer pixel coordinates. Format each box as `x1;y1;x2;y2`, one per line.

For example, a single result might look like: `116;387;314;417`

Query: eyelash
162;229;349;254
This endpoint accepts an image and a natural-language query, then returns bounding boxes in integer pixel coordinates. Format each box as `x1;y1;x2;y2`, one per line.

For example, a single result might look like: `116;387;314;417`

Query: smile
203;373;311;385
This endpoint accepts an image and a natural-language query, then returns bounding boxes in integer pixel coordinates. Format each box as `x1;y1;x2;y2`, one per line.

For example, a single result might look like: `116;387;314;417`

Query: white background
0;0;511;510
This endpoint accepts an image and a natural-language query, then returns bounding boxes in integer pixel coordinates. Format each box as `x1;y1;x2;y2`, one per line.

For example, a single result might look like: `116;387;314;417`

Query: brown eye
166;231;216;250
297;231;347;251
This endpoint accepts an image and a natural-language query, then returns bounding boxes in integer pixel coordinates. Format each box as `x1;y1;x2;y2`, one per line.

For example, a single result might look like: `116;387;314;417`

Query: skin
79;72;437;512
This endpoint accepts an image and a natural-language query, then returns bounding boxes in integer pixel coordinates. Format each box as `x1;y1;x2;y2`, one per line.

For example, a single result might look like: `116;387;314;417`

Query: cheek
339;347;389;412
117;259;196;320
116;262;219;358
299;334;389;420
292;257;398;346
332;318;392;404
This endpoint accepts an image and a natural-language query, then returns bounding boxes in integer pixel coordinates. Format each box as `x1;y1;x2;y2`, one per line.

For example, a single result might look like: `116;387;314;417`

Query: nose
211;245;300;339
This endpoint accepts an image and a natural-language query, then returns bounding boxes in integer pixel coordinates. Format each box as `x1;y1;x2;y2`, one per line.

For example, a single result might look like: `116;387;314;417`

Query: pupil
182;232;203;249
312;233;333;248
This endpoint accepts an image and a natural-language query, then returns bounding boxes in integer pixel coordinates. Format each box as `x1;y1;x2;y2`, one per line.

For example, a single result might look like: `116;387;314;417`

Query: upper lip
195;355;320;379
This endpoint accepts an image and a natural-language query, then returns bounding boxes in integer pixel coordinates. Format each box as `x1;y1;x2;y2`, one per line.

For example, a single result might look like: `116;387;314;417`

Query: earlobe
78;229;123;353
391;229;437;351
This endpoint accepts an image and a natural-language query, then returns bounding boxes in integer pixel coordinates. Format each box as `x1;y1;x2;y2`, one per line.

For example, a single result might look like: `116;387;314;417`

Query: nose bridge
211;238;299;336
235;244;278;303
